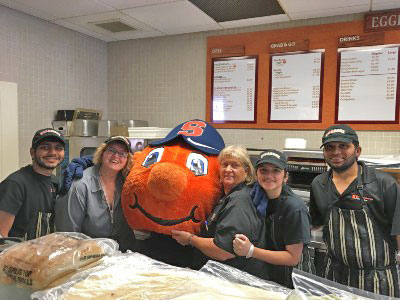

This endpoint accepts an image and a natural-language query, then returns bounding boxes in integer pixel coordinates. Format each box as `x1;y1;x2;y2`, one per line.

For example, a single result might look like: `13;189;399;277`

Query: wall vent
91;19;137;33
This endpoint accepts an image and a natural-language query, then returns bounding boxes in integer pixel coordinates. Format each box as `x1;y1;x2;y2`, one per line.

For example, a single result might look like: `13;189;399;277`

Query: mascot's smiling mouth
129;193;201;226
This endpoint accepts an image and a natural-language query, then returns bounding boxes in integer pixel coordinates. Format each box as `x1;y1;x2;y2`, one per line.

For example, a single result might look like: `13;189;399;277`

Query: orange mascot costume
121;120;225;267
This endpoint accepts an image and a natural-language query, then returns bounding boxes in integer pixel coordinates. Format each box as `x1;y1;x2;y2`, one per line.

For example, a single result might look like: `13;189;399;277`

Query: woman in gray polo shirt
55;136;135;251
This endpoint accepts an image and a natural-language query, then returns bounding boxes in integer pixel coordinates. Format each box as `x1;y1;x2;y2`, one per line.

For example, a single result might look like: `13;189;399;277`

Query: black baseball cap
32;128;65;148
105;136;132;153
321;124;359;148
255;149;287;170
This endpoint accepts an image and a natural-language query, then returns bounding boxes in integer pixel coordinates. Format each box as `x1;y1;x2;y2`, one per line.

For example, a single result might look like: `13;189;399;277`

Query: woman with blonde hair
55;136;135;251
172;145;264;275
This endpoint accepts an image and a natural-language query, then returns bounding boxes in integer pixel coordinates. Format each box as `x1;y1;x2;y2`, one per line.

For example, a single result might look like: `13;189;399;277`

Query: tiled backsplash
0;5;108;166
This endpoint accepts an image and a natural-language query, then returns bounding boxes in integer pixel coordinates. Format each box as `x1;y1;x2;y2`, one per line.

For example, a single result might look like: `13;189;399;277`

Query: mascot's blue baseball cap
149;119;225;155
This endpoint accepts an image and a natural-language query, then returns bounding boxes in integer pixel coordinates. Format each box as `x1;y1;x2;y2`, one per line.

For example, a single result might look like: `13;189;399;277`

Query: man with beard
0;128;65;240
310;124;400;297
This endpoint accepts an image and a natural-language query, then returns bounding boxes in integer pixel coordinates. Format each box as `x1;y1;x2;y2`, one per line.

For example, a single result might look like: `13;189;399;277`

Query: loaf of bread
0;233;111;290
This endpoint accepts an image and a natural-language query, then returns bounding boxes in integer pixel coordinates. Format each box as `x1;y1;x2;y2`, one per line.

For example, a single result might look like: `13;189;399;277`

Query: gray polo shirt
55;164;125;240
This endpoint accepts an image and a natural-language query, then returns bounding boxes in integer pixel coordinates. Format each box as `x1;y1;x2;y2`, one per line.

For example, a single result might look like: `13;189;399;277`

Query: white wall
107;14;400;155
0;5;108;166
0;81;18;180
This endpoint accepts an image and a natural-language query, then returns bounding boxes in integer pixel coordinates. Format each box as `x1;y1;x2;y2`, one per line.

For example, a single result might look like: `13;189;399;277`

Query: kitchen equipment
72;108;102;120
283;148;327;192
70;119;99;136
127;127;172;155
55;110;75;121
120;120;149;127
128;127;172;139
98;120;118;137
52;120;73;136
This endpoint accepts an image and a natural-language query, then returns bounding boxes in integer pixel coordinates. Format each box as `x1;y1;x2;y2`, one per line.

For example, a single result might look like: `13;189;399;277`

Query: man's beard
34;155;62;170
326;152;357;174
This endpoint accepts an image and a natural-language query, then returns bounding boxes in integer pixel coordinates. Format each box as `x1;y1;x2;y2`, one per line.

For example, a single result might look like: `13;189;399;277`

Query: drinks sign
338;33;384;47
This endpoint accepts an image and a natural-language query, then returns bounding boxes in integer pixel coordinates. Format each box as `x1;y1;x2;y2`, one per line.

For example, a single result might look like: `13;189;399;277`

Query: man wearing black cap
0;128;65;240
310;124;400;297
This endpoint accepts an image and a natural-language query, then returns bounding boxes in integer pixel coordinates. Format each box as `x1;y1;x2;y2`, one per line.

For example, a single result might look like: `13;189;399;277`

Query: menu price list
338;47;399;121
270;52;322;121
212;58;256;122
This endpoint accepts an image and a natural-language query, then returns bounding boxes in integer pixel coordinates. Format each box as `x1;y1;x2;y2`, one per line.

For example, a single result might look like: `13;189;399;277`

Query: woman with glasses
55;136;135;250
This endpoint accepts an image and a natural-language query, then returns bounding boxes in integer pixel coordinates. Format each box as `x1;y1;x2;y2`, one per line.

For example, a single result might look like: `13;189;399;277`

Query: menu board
212;57;257;123
337;46;399;123
269;52;323;122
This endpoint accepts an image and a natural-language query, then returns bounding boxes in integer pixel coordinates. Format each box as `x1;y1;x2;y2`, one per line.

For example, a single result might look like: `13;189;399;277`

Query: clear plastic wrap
0;232;118;292
292;268;400;300
32;252;292;300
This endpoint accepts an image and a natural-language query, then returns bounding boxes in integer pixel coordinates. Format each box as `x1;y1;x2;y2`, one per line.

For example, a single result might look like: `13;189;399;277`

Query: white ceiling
1;0;399;42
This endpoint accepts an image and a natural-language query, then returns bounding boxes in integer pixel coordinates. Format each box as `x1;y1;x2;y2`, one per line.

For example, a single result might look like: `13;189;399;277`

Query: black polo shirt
310;161;400;236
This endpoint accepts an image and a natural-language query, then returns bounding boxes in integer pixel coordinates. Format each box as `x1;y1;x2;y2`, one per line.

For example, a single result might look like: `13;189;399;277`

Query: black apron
323;168;399;297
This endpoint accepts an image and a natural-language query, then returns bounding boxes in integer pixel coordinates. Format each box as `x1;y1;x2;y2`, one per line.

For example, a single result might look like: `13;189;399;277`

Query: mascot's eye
142;148;164;168
186;153;208;176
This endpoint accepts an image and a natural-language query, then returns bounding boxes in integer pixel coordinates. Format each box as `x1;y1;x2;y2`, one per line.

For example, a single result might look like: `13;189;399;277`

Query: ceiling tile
162;23;222;35
51;19;115;41
98;0;178;10
64;11;155;33
8;0;114;19
0;0;57;20
188;0;284;22
62;11;165;40
220;14;289;29
289;5;370;20
123;0;217;32
280;0;369;14
372;1;400;10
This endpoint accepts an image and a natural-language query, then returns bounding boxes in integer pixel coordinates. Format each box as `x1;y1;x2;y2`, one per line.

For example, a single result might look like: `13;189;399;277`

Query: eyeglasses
105;147;128;158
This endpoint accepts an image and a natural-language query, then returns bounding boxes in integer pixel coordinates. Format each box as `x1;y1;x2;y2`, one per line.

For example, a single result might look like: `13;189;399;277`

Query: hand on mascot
233;234;253;257
171;230;194;246
60;155;94;195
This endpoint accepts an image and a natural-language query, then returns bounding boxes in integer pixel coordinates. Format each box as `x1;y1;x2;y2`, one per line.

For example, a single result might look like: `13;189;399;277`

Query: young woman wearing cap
232;149;313;288
171;145;264;275
55;136;136;251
